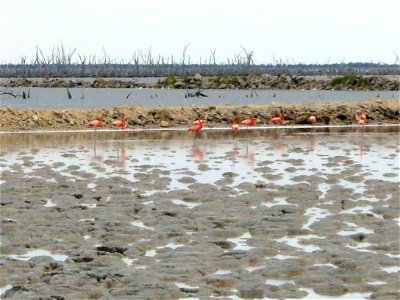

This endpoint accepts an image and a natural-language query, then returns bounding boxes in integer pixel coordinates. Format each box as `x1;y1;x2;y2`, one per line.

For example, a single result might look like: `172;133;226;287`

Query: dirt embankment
2;74;399;90
0;100;399;132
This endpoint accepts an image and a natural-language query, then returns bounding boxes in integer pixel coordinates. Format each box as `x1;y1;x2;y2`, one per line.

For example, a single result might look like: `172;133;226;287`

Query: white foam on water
227;232;254;251
83;235;91;240
171;199;201;208
7;249;68;261
131;220;154;231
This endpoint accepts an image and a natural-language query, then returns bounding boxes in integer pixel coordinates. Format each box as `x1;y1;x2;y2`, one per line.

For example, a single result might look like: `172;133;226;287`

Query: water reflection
1;126;398;151
191;145;205;162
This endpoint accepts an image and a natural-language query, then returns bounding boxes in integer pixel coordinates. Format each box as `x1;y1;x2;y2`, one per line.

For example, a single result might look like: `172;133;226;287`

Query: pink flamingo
240;115;256;129
231;117;240;131
358;110;367;125
88;116;104;129
270;113;285;125
192;115;205;126
309;114;317;125
111;115;127;129
188;116;203;134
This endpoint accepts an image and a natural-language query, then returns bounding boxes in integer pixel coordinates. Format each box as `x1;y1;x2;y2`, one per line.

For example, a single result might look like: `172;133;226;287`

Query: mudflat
0;128;399;299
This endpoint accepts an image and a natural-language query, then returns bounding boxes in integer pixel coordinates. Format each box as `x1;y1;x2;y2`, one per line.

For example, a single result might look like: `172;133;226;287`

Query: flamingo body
358;111;366;125
111;115;127;129
309;115;317;125
240;115;256;128
88;116;104;128
232;123;240;131
270;114;284;125
188;123;203;133
231;117;240;131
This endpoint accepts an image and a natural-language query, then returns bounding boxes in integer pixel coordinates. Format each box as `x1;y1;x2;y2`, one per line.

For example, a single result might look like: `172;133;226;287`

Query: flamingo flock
87;109;367;134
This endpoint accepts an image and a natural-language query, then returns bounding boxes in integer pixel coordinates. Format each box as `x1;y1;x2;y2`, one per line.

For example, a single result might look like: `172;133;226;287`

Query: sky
1;0;399;65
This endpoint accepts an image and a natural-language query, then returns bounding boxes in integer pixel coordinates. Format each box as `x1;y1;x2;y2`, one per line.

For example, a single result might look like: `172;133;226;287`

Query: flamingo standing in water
188;116;203;134
88;116;104;129
231;117;240;131
270;113;285;125
111;114;127;129
358;110;367;125
309;113;317;125
240;115;256;129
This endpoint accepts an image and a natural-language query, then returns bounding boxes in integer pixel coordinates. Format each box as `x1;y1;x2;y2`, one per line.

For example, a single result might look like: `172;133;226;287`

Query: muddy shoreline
0;99;399;132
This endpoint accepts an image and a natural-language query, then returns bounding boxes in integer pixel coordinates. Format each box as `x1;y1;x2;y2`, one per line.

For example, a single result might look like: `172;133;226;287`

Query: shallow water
0;87;398;109
0;126;399;299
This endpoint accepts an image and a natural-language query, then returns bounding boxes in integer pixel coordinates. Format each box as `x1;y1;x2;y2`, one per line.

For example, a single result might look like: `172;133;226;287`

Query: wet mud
0;128;399;299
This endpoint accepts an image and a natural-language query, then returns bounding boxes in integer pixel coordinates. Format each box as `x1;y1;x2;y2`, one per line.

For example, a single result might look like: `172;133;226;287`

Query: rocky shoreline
0;99;399;132
1;74;399;90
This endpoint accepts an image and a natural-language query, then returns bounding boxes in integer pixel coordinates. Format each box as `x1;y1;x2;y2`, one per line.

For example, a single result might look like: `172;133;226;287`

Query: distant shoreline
1;74;399;91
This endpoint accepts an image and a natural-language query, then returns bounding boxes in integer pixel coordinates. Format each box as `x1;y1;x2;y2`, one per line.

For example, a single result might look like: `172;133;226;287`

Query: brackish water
0;87;398;109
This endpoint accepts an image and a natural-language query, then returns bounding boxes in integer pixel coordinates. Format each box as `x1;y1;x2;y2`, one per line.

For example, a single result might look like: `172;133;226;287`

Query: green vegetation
180;75;190;83
212;75;241;86
161;76;177;86
331;75;369;87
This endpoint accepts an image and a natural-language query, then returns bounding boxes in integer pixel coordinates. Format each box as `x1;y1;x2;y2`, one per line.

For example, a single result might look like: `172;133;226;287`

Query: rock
160;121;169;127
194;73;203;81
32;115;39;122
173;81;185;88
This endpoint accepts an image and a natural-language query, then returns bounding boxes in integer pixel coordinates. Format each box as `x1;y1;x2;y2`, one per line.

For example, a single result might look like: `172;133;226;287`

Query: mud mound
0;99;398;132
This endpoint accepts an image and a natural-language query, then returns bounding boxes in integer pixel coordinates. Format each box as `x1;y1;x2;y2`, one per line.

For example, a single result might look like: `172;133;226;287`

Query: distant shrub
180;75;190;83
331;75;369;87
161;76;177;86
212;75;240;85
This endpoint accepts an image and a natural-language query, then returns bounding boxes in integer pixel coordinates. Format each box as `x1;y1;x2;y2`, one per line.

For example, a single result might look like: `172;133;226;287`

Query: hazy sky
1;0;399;64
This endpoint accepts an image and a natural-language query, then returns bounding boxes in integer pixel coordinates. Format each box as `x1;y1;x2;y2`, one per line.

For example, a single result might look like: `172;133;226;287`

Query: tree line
1;44;398;78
